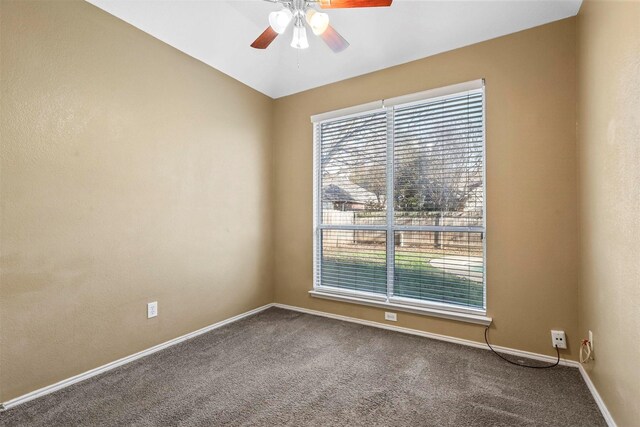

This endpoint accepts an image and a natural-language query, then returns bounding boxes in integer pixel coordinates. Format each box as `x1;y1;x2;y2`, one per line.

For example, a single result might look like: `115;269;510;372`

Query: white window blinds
314;80;485;313
318;111;388;296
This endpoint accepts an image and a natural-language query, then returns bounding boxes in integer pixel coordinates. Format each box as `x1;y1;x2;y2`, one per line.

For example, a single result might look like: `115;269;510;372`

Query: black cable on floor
484;327;560;369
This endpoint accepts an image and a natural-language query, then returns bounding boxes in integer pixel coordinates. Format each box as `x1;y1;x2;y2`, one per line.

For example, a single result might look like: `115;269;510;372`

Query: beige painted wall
5;1;635;418
577;1;640;425
273;18;579;359
0;0;273;401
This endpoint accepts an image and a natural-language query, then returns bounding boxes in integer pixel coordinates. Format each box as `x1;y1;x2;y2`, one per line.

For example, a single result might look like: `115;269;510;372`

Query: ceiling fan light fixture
291;24;309;49
268;8;293;34
305;9;330;35
252;0;394;52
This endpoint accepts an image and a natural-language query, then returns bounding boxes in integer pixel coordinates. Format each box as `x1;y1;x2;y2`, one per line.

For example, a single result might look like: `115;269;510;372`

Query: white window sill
309;289;492;326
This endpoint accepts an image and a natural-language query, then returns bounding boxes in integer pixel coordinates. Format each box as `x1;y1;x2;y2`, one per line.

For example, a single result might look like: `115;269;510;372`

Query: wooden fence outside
322;210;483;252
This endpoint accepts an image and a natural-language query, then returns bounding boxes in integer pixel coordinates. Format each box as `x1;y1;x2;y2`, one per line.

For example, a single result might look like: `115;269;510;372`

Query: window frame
311;80;490;326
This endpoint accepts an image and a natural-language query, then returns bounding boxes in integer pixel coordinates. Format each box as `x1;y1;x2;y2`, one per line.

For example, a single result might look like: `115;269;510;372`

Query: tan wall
577;1;640;425
0;0;273;401
273;18;579;359
7;1;635;417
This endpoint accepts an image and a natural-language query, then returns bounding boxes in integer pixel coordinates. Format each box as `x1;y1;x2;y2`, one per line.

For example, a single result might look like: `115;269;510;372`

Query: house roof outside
322;174;378;204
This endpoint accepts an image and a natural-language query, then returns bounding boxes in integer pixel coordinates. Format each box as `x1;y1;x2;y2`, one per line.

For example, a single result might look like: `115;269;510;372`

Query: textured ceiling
87;0;582;98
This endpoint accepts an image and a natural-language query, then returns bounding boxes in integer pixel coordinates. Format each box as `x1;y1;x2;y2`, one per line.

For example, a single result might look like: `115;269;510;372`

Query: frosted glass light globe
305;10;330;35
291;25;309;49
269;9;293;34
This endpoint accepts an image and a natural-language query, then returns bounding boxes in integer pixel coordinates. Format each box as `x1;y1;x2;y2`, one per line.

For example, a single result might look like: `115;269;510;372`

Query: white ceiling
87;0;582;98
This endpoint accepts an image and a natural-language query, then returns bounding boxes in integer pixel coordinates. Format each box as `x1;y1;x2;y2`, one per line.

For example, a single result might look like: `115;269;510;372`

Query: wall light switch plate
384;312;397;322
551;330;567;349
147;301;158;318
589;330;593;349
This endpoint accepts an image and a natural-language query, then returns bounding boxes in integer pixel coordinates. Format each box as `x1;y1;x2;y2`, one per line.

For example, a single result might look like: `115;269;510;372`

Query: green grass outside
320;249;484;308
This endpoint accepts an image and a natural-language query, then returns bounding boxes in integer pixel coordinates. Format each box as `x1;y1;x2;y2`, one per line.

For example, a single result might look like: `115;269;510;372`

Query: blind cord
484;327;560;369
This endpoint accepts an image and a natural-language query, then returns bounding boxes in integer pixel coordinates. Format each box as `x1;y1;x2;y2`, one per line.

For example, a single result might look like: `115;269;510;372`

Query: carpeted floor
0;308;605;426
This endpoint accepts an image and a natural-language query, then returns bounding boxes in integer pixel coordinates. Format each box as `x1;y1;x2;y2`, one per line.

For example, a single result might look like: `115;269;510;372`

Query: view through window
314;83;485;313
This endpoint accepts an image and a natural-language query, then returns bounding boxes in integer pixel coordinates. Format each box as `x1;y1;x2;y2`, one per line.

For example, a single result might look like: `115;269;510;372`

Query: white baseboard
273;303;616;426
0;303;275;412
2;301;616;426
274;303;575;366
576;365;617;426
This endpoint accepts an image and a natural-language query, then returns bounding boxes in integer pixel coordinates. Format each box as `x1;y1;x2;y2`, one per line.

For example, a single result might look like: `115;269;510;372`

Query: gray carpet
1;308;605;426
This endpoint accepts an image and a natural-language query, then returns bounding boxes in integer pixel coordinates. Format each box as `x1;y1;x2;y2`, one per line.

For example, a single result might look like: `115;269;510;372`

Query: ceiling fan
250;0;393;52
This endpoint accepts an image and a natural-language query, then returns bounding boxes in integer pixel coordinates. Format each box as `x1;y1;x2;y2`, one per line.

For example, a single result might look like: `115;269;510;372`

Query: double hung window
312;80;486;320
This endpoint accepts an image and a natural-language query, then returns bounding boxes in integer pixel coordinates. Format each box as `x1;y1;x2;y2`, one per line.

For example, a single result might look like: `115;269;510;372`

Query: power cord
484;326;560;369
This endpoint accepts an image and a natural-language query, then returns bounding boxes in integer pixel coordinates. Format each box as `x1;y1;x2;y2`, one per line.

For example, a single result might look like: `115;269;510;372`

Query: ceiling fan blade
250;27;278;49
321;25;350;53
319;0;392;9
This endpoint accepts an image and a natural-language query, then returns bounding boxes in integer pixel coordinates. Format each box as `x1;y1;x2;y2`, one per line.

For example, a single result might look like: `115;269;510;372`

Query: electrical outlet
147;301;158;318
384;312;397;322
589;330;594;350
551;330;567;349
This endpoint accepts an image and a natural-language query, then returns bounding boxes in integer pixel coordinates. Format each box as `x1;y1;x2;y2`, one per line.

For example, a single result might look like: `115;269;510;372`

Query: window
312;80;487;322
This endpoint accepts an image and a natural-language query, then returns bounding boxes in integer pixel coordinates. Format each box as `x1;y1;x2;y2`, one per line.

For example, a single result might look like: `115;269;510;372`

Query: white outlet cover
550;330;567;349
384;312;397;322
147;301;158;319
589;330;594;349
